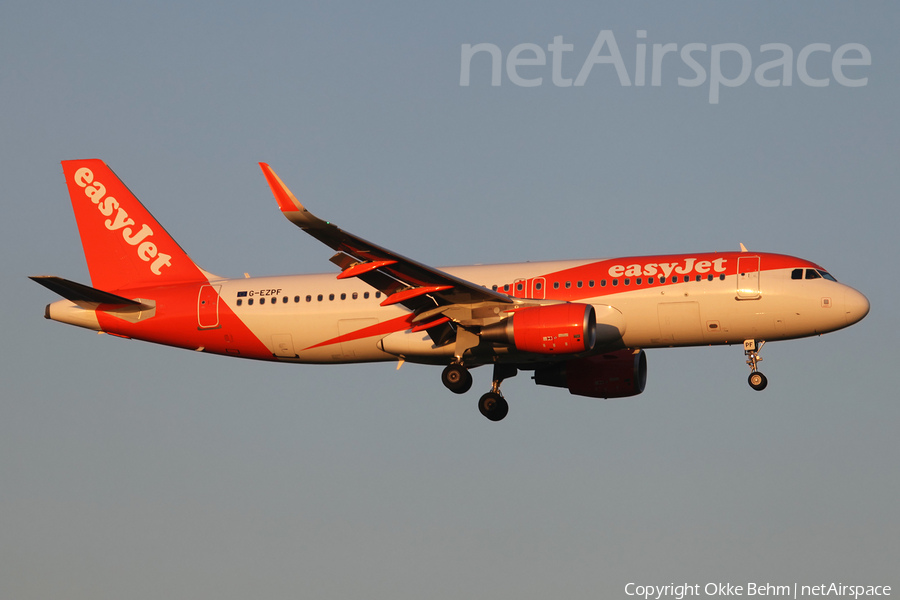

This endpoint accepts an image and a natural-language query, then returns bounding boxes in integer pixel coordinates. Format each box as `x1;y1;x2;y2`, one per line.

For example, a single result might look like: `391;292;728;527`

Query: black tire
441;364;472;394
748;372;768;391
478;392;509;421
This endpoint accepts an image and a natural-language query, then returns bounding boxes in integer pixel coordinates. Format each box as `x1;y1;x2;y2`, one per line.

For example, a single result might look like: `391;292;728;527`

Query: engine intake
480;303;596;355
534;349;648;398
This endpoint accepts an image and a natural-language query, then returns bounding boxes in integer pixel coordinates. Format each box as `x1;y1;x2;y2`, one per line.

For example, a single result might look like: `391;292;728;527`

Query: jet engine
534;349;647;398
480;303;596;354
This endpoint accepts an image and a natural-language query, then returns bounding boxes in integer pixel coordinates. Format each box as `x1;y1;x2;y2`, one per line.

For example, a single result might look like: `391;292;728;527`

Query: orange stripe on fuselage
494;252;821;302
303;314;415;351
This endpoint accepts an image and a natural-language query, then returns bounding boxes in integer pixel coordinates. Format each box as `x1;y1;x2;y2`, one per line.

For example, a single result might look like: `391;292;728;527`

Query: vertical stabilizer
61;159;210;290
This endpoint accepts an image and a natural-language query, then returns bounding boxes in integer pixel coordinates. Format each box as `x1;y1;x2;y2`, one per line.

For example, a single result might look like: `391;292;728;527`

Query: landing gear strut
744;339;768;391
441;364;472;394
478;364;516;422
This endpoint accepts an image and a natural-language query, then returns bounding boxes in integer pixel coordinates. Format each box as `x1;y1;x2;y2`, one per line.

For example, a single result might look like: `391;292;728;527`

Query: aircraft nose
844;287;870;325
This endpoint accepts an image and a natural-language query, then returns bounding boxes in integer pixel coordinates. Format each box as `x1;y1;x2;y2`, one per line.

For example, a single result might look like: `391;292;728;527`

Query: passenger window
648;277;654;284
791;268;803;280
492;285;498;291
565;281;571;289
364;292;370;299
375;292;381;298
660;277;666;284
248;298;254;305
601;280;607;287
329;294;335;301
636;278;642;285
624;278;630;286
577;281;583;288
260;297;265;305
707;274;714;281
554;282;560;289
612;279;618;286
283;296;289;303
719;274;725;280
317;294;323;302
295;296;300;303
306;295;311;302
340;293;346;300
504;284;510;292
353;292;358;299
589;280;594;287
236;299;242;306
684;276;690;282
695;275;701;282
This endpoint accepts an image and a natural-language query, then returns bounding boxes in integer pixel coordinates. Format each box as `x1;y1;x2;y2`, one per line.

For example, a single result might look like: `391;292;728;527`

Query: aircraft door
531;277;546;299
658;302;703;344
736;256;761;300
197;285;221;328
513;278;527;298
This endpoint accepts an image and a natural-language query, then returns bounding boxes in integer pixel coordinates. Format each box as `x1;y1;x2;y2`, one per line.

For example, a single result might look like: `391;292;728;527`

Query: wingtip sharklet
259;162;304;213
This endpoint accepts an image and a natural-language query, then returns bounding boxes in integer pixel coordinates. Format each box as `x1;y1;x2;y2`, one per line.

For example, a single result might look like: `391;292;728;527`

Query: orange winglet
380;285;453;307
409;316;451;333
336;260;398;280
259;163;302;213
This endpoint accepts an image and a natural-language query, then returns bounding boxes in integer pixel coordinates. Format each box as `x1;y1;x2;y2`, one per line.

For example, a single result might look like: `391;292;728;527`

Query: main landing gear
441;363;516;421
744;339;768;391
441;364;472;394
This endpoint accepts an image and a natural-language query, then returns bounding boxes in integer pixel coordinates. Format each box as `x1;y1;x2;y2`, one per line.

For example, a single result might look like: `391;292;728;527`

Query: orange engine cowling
480;303;596;355
534;349;648;398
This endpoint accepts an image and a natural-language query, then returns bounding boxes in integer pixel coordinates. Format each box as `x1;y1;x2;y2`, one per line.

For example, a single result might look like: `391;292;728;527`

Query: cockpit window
805;269;821;280
791;268;803;280
818;270;837;282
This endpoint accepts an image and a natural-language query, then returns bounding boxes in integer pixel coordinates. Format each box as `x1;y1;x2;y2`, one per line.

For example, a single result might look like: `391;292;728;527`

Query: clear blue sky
1;2;897;598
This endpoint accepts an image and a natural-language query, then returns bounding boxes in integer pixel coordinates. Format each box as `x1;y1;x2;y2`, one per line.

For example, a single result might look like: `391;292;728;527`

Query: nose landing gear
744;339;768;391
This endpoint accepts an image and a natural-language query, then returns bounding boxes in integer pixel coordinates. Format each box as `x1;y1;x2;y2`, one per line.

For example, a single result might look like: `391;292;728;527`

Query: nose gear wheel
744;339;767;391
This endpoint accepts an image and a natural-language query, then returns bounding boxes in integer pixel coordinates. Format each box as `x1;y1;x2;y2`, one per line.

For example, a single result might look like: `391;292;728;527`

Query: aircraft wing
259;163;514;315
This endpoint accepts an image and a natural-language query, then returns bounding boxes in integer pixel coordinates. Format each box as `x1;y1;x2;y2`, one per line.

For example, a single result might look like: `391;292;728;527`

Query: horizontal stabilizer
29;276;142;306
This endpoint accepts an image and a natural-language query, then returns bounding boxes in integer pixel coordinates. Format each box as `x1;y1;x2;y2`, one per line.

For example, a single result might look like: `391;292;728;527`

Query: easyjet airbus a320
32;159;870;421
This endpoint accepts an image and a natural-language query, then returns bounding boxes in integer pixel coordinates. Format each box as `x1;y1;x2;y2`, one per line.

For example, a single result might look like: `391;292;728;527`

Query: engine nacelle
534;349;648;398
480;303;596;355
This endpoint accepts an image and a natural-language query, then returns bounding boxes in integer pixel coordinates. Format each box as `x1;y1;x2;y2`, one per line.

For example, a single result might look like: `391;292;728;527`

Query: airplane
31;159;870;421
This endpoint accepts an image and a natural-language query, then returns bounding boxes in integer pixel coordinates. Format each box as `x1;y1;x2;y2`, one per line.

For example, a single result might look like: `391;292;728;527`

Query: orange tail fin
61;159;210;291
